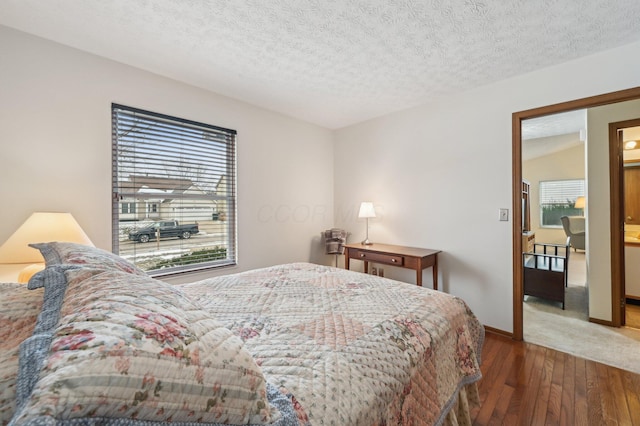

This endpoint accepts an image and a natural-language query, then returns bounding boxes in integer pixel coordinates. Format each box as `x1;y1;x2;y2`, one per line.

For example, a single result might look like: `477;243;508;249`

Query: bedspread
182;263;484;425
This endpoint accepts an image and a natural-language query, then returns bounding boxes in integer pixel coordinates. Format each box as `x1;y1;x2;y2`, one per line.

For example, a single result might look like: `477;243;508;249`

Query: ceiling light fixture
625;140;638;150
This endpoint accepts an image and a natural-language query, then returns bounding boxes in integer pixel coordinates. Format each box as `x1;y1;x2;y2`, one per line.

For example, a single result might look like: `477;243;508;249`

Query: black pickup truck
128;220;199;243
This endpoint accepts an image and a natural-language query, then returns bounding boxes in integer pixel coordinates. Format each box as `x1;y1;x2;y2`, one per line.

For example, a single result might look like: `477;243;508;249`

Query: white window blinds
112;104;237;275
539;179;585;227
540;179;585;205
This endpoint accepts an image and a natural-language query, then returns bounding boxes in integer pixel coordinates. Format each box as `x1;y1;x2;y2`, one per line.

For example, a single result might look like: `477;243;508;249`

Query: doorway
521;111;588;340
512;87;640;341
611;120;640;327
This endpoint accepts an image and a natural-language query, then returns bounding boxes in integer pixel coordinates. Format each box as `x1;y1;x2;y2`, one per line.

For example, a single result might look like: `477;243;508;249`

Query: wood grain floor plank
530;348;554;424
622;371;640;426
609;367;632;425
546;350;565;425
488;385;514;426
504;339;527;388
515;342;547;425
571;355;587;426
476;335;505;406
474;342;516;425
585;360;604;426
503;358;527;425
595;362;617;425
546;383;562;426
560;352;575;426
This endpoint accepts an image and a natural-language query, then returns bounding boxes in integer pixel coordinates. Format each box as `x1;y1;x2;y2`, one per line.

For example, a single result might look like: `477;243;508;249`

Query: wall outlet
499;208;509;221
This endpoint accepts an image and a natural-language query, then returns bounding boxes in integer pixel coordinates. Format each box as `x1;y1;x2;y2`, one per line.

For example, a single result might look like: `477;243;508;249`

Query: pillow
11;267;277;425
29;242;146;276
0;283;43;426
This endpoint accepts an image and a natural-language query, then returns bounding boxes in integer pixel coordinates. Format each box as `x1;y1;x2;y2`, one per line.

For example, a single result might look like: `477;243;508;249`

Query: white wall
0;26;335;284
334;40;640;332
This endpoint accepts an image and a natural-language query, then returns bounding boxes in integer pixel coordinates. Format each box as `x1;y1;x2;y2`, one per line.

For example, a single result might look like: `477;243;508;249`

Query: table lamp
358;202;376;245
0;212;94;283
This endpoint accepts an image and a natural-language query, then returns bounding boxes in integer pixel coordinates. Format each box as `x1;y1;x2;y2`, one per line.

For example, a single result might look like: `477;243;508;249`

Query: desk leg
418;254;438;290
344;251;350;270
432;255;438;291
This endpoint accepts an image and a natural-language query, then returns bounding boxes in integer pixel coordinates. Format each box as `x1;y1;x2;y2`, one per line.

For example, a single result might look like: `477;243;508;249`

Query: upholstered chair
561;216;586;251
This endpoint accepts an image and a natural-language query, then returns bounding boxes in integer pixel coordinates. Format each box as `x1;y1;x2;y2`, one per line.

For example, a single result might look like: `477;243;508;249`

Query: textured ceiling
2;1;640;129
521;111;586;161
522;110;587;141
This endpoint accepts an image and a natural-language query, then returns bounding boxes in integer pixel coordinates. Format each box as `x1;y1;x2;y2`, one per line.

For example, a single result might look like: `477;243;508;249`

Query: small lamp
0;212;94;283
358;202;376;245
574;196;586;209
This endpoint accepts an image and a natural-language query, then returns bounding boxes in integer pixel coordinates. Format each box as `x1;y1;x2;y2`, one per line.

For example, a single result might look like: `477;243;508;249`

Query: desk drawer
353;250;404;266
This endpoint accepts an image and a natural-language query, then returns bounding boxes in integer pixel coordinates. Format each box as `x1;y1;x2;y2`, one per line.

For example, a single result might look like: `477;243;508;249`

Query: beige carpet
523;251;640;374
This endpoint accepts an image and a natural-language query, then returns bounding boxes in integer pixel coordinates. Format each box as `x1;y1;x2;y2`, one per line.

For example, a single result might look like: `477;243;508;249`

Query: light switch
499;208;509;221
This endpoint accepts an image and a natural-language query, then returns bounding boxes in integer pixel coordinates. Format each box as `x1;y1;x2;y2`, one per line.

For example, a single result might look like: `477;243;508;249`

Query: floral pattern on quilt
11;268;277;425
183;262;484;426
0;284;43;426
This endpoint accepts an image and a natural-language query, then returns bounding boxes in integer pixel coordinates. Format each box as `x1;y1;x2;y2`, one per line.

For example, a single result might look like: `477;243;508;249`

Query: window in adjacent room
112;104;237;275
539;179;585;227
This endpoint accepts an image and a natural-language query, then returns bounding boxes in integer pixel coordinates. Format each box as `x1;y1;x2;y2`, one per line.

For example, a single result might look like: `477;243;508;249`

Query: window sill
150;261;238;282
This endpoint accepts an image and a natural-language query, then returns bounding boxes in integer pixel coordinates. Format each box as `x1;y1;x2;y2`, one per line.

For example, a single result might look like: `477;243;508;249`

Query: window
539;179;585;227
121;202;136;214
112;104;237;275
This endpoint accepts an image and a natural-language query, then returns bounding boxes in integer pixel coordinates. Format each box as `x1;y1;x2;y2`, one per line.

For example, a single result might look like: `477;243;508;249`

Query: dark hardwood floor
472;331;640;425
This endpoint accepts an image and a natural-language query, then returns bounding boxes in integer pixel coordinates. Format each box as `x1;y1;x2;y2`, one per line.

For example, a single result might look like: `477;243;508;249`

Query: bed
1;243;484;426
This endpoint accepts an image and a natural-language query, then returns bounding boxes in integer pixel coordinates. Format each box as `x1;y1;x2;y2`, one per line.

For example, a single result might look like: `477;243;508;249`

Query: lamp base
361;239;373;245
18;263;45;283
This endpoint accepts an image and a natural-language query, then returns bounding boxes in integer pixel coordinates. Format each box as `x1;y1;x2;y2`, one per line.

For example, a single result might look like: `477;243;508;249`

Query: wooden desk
344;243;441;289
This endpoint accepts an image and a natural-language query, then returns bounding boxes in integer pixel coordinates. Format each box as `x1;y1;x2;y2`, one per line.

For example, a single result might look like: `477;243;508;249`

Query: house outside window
112;104;237;275
539;179;585;227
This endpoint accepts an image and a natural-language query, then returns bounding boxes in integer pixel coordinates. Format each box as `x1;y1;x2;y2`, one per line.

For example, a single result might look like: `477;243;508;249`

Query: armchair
561;216;585;251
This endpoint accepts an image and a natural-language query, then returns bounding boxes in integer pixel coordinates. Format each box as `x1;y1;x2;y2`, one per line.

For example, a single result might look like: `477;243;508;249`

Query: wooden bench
523;240;570;309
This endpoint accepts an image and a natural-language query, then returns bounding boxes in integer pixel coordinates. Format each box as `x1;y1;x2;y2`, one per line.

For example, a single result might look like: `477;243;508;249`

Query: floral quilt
182;263;484;425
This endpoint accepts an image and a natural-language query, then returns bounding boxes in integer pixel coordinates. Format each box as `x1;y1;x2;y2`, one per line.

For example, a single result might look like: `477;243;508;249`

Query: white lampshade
358;202;376;219
0;212;94;265
574;196;586;209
